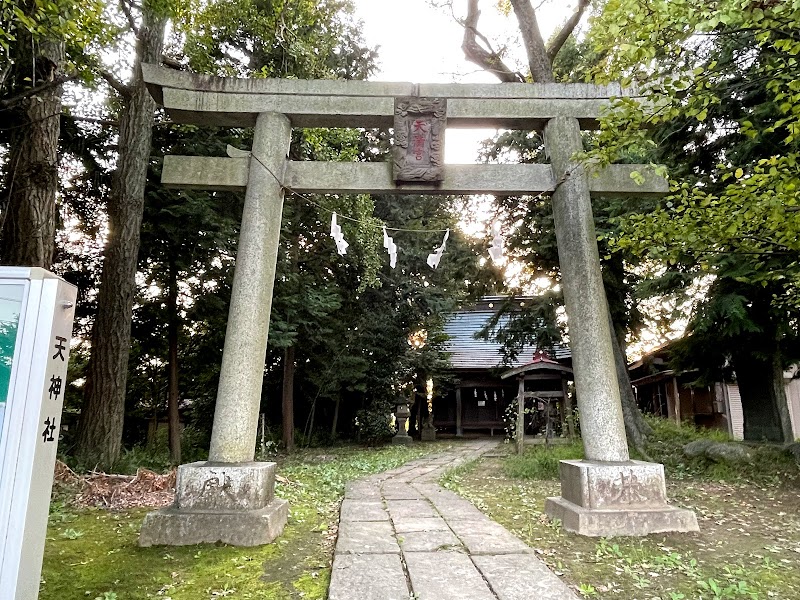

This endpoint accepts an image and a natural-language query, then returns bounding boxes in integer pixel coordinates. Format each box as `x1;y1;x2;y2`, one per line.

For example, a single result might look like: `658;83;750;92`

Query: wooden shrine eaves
142;64;642;130
161;156;669;197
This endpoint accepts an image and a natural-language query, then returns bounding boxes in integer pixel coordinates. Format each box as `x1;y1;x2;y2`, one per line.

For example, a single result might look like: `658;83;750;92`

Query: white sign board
0;267;77;599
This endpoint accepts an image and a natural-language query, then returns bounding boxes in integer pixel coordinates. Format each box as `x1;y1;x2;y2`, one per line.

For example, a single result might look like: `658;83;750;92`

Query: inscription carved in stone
393;96;446;182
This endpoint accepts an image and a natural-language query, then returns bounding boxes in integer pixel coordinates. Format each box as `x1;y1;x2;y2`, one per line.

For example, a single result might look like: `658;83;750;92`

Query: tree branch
509;0;554;83
0;63;11;93
67;114;119;127
161;54;184;70
546;0;590;63
0;74;77;109
461;0;524;83
100;70;133;98
119;0;140;37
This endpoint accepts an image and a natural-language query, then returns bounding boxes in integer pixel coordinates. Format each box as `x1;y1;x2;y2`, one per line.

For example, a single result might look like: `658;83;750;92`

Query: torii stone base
545;460;699;537
139;462;288;547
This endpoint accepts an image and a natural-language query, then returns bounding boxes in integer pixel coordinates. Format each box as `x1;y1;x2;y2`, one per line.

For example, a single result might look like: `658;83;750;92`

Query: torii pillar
139;113;292;546
542;117;697;535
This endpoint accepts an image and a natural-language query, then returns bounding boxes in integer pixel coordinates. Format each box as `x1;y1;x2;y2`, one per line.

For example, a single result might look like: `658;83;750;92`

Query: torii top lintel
141;64;642;130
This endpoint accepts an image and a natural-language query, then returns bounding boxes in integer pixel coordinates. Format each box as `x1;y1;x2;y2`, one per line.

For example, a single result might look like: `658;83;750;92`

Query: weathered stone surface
393;96;446;182
329;440;591;598
392;517;450;534
404;551;496;600
684;440;753;463
420;424;437;441
344;481;382;500
381;482;422;500
397;529;464;552
548;460;698;536
163;157;669;197
208;112;291;463
336;520;399;554
447;519;533;555
328;554;409;600
142;64;635;102
545;496;699;537
340;500;388;522
683;439;715;457
174;461;275;511
544;116;629;463
142;64;640;129
472;554;580;600
560;460;668;510
424;491;486;521
386;499;437;519
138;499;288;547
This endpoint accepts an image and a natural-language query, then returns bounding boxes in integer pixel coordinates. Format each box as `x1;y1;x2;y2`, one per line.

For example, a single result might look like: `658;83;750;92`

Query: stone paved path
328;440;580;600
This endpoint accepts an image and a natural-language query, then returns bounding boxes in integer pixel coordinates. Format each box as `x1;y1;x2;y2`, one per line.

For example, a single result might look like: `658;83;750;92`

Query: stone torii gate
137;65;697;545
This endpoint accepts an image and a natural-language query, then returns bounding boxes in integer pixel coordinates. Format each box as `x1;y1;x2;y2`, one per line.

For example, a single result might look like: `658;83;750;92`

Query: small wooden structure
434;298;570;436
501;351;574;453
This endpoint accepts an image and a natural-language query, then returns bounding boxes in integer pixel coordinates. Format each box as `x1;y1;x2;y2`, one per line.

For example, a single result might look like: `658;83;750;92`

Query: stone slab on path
328;439;581;600
328;553;409;600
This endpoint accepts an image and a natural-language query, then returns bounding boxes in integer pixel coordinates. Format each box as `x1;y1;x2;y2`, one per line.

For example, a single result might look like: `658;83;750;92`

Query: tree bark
282;345;295;451
1;38;64;268
74;10;167;468
509;0;554;83
733;348;792;442
330;395;341;439
167;257;181;465
609;312;653;457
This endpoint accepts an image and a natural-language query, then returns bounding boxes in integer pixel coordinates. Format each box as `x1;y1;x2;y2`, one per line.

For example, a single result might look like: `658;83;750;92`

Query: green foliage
644;417;799;485
0;0;108;88
502;442;584;480
578;0;800;440
181;0;375;79
353;399;394;445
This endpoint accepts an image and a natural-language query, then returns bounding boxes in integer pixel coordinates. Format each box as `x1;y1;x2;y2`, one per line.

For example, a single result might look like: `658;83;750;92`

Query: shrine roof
443;299;570;371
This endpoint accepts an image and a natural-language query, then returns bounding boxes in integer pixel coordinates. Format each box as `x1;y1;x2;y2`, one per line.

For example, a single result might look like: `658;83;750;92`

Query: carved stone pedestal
545;460;698;537
139;462;288;547
420;422;437;442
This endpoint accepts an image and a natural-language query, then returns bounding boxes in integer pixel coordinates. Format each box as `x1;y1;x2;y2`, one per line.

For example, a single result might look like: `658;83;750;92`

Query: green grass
42;441;452;600
642;417;799;485
503;441;584;480
496;417;799;486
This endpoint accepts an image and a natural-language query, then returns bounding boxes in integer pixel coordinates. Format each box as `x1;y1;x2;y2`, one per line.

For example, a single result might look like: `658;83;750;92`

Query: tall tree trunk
167;257;181;465
609;312;653;456
74;11;166;468
509;0;554;83
1;38;64;268
604;252;653;449
282;345;295;451
733;348;792;442
330;396;341;439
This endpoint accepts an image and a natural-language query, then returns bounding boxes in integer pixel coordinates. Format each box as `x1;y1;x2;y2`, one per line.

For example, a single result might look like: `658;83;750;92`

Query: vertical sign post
0;267;77;599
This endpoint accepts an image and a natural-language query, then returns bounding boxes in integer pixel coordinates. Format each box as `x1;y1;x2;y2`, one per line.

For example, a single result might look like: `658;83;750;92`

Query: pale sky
352;0;578;163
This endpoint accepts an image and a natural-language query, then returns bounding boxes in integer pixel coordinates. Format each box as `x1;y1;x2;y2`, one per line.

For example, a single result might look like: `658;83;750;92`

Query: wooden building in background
435;297;571;436
629;342;800;440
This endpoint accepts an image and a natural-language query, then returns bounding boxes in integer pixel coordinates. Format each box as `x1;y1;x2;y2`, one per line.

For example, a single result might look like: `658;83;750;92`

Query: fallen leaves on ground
54;460;176;509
